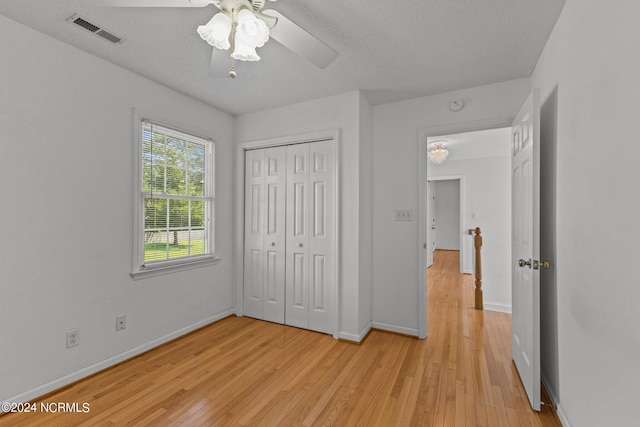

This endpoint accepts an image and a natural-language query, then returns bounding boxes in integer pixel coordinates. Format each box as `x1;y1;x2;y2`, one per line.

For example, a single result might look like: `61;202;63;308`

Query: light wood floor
0;250;561;426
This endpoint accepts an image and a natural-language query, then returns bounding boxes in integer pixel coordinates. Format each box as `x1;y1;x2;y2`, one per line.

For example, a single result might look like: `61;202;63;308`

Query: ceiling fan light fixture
231;40;261;61
198;6;270;66
235;9;270;49
197;12;232;50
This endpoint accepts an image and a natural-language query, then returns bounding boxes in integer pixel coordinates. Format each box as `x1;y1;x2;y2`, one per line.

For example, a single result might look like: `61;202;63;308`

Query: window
132;119;216;278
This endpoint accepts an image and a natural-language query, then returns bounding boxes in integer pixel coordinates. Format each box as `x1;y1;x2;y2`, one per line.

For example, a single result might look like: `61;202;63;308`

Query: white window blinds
140;121;214;266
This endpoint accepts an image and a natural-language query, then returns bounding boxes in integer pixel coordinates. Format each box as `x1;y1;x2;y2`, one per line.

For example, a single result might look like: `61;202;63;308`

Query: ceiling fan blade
209;49;235;79
97;0;211;7
261;10;338;69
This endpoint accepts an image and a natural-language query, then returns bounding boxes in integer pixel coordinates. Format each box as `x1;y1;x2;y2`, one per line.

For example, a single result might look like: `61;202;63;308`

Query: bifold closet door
285;141;335;334
243;146;286;324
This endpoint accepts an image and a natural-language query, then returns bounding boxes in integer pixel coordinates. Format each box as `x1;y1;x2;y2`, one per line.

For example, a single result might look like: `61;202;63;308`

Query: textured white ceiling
0;0;566;115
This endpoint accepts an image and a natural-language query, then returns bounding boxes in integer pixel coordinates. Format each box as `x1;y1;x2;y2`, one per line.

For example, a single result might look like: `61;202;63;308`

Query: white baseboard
555;403;571;427
484;303;512;314
3;309;235;404
339;322;420;342
338;323;372;343
371;322;419;337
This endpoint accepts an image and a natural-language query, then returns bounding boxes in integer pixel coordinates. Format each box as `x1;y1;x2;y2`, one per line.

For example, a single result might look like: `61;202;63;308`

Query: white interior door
244;140;335;335
243;147;286;323
262;147;287;323
426;180;435;268
511;90;541;411
307;140;335;334
285;143;310;329
243;149;265;320
285;141;335;334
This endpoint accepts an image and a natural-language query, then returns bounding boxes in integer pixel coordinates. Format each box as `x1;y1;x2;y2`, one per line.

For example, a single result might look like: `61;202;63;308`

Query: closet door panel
308;141;335;334
312;255;326;310
285;143;310;329
243;149;265;319
262;146;286;323
245;140;336;336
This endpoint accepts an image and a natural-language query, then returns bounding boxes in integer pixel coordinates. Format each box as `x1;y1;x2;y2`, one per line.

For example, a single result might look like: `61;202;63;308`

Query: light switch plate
395;209;413;221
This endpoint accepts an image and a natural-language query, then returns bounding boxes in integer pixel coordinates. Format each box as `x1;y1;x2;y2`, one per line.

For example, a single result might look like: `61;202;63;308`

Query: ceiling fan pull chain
229;13;237;78
229;59;237;78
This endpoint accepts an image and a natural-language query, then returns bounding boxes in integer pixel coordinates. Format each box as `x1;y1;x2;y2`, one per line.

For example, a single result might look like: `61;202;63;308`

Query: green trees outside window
141;123;213;263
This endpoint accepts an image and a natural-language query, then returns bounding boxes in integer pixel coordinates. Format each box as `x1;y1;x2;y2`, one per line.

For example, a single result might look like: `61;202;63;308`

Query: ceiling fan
102;0;338;78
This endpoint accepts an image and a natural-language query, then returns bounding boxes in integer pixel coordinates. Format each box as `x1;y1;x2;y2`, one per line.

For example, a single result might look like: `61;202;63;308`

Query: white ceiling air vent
66;13;124;45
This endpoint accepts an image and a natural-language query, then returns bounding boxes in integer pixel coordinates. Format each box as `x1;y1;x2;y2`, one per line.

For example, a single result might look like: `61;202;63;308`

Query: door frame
417;117;512;339
427;175;465;274
235;129;341;339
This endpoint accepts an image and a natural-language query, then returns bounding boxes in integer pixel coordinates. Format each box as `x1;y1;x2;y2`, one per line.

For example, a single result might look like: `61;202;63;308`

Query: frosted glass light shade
231;40;260;61
197;12;232;50
235;9;269;49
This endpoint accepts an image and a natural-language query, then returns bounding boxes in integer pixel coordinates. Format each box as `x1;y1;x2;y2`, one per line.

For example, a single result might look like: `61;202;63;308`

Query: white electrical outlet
116;315;126;331
66;329;80;348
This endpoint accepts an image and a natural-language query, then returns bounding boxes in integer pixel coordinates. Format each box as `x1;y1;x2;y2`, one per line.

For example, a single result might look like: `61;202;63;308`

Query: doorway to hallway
418;125;512;339
427;178;463;273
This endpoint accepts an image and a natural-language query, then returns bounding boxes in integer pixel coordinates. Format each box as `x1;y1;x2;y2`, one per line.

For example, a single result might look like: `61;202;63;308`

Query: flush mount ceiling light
103;0;338;79
428;140;449;164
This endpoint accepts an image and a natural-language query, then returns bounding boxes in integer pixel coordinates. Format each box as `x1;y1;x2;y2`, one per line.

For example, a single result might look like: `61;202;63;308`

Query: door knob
298;243;303;248
271;242;276;246
518;259;532;268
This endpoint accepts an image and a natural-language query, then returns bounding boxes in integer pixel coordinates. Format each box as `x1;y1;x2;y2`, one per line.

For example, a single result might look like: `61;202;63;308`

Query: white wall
0;15;235;402
235;91;372;340
371;78;530;333
358;93;374;334
531;1;640;425
429;157;511;311
433;180;461;250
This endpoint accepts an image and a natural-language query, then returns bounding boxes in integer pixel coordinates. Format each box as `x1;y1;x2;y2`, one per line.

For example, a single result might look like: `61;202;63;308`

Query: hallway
426;249;560;426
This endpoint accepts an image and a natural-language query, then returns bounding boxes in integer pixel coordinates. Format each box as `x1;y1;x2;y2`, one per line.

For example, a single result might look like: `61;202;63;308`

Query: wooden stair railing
469;227;483;310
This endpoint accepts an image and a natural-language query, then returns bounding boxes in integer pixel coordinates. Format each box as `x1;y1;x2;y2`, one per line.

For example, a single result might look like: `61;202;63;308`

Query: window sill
130;256;221;280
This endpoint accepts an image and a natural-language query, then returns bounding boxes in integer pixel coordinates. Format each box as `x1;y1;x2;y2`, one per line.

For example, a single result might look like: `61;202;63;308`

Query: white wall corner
338;322;371;343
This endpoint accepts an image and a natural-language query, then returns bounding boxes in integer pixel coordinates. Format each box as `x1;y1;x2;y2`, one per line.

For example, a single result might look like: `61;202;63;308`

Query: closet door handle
271;242;276;246
298;243;303;248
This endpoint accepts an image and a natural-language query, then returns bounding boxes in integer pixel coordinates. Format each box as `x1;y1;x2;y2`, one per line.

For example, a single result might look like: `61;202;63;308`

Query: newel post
469;227;483;310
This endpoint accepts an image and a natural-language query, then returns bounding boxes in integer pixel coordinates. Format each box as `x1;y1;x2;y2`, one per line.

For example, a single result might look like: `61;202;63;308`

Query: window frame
131;113;219;280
